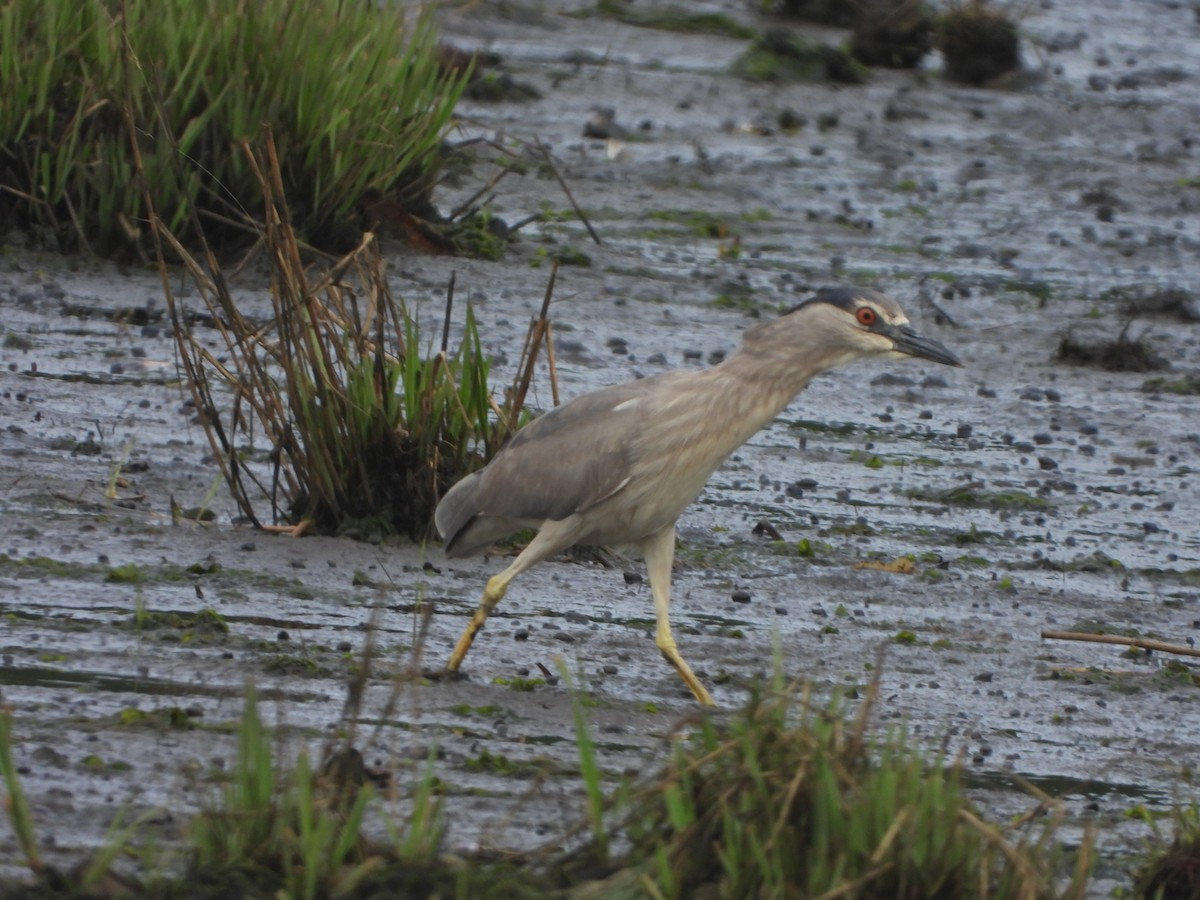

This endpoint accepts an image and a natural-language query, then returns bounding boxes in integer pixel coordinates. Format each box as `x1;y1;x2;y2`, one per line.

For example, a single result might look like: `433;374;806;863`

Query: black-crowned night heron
436;287;962;705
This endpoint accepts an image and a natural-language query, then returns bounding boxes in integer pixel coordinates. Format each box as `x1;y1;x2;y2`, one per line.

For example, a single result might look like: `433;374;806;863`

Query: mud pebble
1019;388;1044;401
552;632;575;643
337;641;353;653
277;630;290;642
708;350;726;365
920;409;933;419
1013;441;1035;453
954;242;993;259
514;628;529;642
956;423;973;438
922;375;949;388
977;385;996;398
752;519;782;540
775;606;787;615
835;489;851;502
1142;521;1162;534
1033;433;1052;445
870;372;915;386
583;107;627;140
602;664;618;675
683;348;702;360
622;571;642;584
786;482;805;499
32;746;70;767
646;352;667;365
1044;388;1062;401
731;590;751;604
109;363;124;374
606;337;628;355
974;672;994;683
240;542;256;551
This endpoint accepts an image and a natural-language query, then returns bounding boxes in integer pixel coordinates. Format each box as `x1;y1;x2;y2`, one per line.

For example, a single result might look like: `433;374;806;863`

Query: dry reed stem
1042;629;1200;659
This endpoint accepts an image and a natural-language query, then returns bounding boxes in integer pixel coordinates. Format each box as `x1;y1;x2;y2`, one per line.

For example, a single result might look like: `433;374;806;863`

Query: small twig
535;137;603;246
448;165;513;221
509;261;558;422
506;211;545;235
544;312;560;408
441;271;456;354
926;299;958;327
1041;629;1200;659
445;130;528;159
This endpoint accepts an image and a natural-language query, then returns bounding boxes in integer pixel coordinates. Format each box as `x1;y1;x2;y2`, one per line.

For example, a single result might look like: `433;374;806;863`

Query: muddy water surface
2;0;1200;890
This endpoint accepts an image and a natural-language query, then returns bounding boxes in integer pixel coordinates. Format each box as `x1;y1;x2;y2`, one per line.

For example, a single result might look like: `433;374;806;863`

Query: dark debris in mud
850;0;934;70
936;2;1022;86
1055;330;1170;373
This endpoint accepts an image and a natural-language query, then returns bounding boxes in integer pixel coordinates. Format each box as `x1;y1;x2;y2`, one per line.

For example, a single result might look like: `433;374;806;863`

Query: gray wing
436;374;678;558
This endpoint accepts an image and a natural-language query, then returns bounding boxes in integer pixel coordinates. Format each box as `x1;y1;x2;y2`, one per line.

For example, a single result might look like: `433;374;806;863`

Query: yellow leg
643;524;715;706
445;521;577;674
446;571;511;672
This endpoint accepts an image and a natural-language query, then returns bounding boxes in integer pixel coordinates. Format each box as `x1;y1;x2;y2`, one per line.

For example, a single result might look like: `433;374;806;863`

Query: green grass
0;664;1134;899
0;0;466;252
605;679;1091;898
0;712;41;876
907;485;1054;512
1132;797;1200;897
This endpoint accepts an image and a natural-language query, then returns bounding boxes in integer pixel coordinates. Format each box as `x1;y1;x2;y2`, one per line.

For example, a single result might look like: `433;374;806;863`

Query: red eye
856;307;877;327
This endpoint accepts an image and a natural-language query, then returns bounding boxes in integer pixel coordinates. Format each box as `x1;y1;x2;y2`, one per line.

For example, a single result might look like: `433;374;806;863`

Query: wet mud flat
3;0;1200;890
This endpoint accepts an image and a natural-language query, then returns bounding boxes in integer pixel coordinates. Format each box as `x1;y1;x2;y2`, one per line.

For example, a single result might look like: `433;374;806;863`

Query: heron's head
785;287;963;368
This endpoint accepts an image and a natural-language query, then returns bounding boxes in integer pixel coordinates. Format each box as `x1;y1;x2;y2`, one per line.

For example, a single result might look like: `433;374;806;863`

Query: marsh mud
2;0;1200;890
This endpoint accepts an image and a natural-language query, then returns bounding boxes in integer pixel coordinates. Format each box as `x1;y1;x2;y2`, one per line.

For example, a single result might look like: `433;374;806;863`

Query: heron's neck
714;326;854;414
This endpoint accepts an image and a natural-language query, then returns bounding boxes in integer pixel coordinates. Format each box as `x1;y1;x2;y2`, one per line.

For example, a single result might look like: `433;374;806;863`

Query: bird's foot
658;644;716;706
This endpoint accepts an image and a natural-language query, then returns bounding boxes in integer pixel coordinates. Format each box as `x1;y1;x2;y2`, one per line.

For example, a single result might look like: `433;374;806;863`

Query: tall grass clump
162;137;552;536
602;677;1091;899
186;685;382;899
0;0;466;252
1131;797;1200;898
